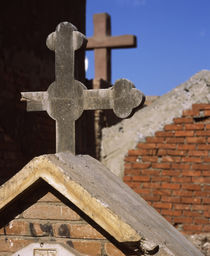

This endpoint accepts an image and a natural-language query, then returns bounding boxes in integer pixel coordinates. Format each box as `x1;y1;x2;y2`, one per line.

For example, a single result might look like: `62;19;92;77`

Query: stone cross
86;13;136;82
21;22;144;154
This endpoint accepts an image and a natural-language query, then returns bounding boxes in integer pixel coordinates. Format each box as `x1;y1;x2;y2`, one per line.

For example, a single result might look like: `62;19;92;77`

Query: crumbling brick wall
123;103;210;234
0;182;125;256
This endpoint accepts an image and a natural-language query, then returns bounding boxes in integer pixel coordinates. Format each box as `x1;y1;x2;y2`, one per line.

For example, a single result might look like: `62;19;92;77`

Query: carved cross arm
84;79;145;118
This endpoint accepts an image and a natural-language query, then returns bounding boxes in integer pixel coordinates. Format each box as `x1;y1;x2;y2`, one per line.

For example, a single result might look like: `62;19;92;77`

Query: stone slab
12;242;86;256
0;152;203;255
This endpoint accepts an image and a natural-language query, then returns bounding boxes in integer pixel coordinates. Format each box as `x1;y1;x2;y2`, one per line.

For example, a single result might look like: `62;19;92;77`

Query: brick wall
123;103;210;234
0;182;125;256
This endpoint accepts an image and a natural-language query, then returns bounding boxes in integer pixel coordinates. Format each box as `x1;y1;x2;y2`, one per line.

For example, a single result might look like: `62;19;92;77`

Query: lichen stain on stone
40;223;54;236
58;224;70;238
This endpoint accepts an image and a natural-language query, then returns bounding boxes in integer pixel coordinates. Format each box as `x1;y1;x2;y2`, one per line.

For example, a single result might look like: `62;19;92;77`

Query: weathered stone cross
21;22;144;154
86;13;136;82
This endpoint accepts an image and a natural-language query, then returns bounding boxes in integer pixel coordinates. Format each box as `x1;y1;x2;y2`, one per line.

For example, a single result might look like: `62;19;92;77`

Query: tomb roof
0;152;203;255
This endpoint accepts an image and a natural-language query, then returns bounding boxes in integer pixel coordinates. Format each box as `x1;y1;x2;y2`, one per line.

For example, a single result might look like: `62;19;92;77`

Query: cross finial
87;13;136;82
21;22;144;154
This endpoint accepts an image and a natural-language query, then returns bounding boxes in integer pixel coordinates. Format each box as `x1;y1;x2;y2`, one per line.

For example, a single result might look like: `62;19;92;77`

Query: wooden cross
21;22;144;154
86;13;137;82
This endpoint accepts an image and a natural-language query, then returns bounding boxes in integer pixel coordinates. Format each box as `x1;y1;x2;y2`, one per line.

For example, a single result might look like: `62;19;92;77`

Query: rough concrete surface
0;152;203;255
101;70;210;177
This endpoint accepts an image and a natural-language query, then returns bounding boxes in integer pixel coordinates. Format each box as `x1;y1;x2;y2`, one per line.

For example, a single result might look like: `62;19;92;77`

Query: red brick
192;103;210;110
124;169;140;176
162;170;180;176
153;189;171;196
182;184;201;191
132;176;150;182
153;202;172;209
128;149;141;156
146;137;164;143
123;176;132;182
70;224;104;239
0;238;31;252
183;211;201;217
164;124;183;130
192;177;210;183
142;194;161;202
188;150;208;156
165;137;185;143
172;190;193;197
161;196;180;203
22;203;81;220
0;220;29;236
105;243;125;256
141;169;161;176
182;170;201;176
204;157;210;162
137;143;157;149
173;217;193;224
194;191;209;197
177;144;196;150
124;156;137;162
204;211;210;217
206;123;210;129
203;198;210;204
196;130;210;136
162;156;181;162
161;210;182;216
181;197;201;204
72;241;101;256
185;123;204;130
161;183;180;190
151;176;170;182
173;117;193;123
155;131;174;137
152;163;171;169
204;110;210;116
186;137;206;143
172;163;190;170
157;143;177;149
182;109;198;116
203;171;210;176
157;149;167;156
194;218;209;224
175;131;194;137
174;204;191;210
134;188;151;195
191;205;209;211
167;150;185;156
143;183;161;189
183;225;203;232
192;164;210;170
132;163;151;169
38;192;60;202
142;156;158;162
124;163;132;169
203;225;210;232
171;177;191;183
182;157;202;163
130;149;157;156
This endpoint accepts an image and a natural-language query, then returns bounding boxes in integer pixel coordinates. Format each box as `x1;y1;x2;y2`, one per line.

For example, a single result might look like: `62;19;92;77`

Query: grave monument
0;22;203;256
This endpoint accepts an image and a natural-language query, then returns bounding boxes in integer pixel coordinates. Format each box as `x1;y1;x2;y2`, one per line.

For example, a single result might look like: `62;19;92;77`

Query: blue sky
85;0;210;95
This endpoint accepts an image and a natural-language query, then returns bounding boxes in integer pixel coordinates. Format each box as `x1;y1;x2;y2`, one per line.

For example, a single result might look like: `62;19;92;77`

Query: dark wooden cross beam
86;13;137;82
21;22;144;154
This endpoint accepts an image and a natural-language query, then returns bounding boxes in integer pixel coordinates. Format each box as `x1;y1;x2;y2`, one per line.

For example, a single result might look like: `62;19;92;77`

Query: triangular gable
0;152;203;255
